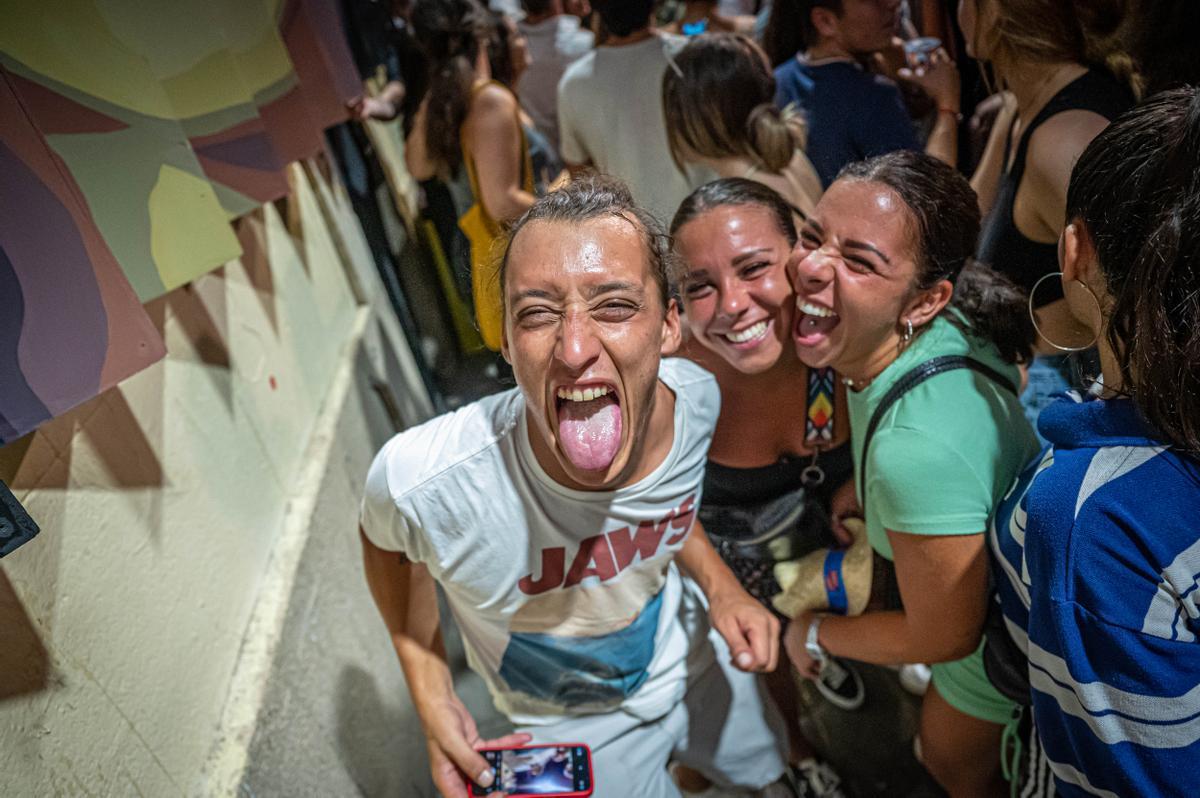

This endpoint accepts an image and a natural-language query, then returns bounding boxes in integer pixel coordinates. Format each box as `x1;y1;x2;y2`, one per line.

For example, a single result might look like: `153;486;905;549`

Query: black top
704;444;853;510
976;70;1133;307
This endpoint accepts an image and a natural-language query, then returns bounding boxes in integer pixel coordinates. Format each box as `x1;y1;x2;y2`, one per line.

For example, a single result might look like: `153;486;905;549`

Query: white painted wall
0;162;426;796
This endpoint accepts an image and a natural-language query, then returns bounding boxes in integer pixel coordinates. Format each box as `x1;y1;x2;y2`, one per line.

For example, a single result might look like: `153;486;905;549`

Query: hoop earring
901;317;914;343
1029;272;1102;352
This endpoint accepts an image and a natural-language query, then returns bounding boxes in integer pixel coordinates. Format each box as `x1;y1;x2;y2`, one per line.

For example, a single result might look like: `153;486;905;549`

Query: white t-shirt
557;34;702;224
360;359;720;726
517;15;594;152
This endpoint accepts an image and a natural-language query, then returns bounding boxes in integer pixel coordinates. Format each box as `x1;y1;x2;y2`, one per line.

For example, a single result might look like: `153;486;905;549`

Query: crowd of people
354;1;1200;796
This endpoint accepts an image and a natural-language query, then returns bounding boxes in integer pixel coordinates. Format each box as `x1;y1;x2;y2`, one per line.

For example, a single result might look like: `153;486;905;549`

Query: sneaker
899;663;932;696
815;657;865;711
787;759;847;798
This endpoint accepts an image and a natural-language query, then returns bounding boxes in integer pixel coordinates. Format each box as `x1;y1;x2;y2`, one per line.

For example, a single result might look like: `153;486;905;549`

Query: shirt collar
1040;393;1163;450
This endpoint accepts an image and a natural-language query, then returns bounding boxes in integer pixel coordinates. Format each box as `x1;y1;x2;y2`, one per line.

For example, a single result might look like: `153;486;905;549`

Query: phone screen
473;745;590;796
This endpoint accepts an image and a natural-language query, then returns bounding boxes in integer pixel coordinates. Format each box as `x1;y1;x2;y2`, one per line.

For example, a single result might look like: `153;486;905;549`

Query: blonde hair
662;33;807;174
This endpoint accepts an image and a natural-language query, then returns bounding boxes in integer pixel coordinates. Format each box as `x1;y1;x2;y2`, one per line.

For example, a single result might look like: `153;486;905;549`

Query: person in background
484;9;567;192
516;0;594;152
672;178;852;798
769;0;961;187
361;176;792;798
784;151;1040;796
664;0;757;36
663;33;823;220
989;87;1200;798
556;0;698;223
406;0;537;352
963;0;1136;438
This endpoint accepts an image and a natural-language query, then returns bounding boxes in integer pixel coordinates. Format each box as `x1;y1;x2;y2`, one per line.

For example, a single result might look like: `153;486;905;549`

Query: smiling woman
670;178;853;789
783;151;1040;795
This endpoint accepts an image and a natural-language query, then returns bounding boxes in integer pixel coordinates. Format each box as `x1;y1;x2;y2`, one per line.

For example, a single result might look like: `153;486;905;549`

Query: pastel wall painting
0;69;166;445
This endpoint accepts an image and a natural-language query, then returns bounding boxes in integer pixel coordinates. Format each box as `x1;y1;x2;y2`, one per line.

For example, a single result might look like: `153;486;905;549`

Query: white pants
518;623;787;798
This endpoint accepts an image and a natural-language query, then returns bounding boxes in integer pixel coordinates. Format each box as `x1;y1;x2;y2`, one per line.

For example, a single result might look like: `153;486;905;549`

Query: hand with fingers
419;690;532;797
898;47;961;115
708;584;781;673
828;477;862;548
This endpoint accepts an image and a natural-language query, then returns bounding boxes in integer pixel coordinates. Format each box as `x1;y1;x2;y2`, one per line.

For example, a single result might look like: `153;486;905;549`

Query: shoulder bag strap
858;355;1018;506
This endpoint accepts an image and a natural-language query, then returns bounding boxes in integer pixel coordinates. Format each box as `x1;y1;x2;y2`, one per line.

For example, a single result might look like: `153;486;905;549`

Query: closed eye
593;300;639;322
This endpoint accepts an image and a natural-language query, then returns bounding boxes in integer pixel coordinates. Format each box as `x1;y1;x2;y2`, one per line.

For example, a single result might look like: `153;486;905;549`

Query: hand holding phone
418;689;532;797
469;744;594;797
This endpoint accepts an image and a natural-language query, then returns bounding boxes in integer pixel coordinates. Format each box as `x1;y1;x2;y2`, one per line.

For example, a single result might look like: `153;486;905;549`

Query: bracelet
938;107;963;122
804;616;827;664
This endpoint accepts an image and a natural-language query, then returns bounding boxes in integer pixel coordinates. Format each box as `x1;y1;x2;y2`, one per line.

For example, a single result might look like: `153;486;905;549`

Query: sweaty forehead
506;216;655;296
814;180;913;247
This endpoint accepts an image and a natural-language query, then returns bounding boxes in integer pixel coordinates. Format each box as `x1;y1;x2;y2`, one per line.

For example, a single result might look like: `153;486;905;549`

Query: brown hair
411;0;488;174
499;175;676;311
970;0;1141;97
1065;87;1200;453
662;33;805;176
761;0;843;67
838;152;1035;365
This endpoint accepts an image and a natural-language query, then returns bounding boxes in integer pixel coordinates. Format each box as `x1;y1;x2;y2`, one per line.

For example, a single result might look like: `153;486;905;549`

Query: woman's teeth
556;385;611;402
797;300;835;318
723;320;768;343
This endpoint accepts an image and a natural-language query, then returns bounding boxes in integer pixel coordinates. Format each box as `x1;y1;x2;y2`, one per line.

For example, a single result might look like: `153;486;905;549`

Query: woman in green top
782;150;1040;797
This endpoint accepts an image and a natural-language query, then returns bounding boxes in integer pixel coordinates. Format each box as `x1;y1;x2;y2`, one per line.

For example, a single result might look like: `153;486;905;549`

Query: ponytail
411;0;487;174
746;104;804;173
1066;87;1200;452
949;262;1035;365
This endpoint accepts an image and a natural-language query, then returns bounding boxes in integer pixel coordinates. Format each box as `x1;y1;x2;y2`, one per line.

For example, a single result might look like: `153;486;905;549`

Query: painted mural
0;0;363;444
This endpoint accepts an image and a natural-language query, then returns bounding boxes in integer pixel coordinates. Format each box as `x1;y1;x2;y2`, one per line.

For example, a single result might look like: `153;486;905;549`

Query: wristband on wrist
938;107;963;122
804;616;828;664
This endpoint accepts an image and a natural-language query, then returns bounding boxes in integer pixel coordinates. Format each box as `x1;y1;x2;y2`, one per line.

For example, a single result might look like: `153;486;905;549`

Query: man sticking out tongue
360;176;790;798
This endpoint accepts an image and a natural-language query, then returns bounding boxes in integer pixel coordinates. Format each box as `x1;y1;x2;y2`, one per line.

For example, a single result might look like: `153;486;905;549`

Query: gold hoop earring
901;317;914;343
1029;272;1102;352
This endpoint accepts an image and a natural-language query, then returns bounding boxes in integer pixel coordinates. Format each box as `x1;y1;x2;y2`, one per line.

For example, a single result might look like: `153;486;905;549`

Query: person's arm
405;96;439;181
674;518;780;672
784;529;989;675
898;51;961;167
351;80;406;121
465;84;537;222
360;529;529;797
968;92;1017;216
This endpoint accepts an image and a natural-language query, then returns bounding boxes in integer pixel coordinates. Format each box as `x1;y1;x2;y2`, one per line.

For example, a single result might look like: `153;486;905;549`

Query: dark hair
670;178;798;282
520;0;555;15
485;10;517;87
1065;86;1200;452
662;33;804;174
838;151;1035;364
411;0;488;173
762;0;842;67
500;174;675;310
591;0;654;38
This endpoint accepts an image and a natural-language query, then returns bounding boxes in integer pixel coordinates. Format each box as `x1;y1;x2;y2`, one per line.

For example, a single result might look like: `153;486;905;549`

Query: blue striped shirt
990;394;1200;797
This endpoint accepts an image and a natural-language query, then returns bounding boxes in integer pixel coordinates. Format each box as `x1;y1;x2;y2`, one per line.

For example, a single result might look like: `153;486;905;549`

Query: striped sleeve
1025;486;1200;798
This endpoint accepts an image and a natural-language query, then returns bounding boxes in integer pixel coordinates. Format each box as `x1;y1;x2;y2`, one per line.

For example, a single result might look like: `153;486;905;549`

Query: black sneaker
777;758;847;798
815;657;865;711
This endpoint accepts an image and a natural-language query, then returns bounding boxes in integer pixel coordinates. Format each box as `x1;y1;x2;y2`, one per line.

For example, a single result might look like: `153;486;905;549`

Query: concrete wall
0;160;432;796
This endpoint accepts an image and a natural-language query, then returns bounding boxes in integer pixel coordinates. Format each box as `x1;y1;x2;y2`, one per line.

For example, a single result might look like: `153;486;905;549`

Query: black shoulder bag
858;356;1028;702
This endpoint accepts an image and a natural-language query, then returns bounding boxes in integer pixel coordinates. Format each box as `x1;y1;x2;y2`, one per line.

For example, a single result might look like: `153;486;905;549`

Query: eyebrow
512;288;557;303
844;239;892;264
586;280;643;298
731;247;773;265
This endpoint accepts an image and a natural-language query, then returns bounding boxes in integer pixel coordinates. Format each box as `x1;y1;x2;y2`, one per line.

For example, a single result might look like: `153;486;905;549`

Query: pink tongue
557;395;621;471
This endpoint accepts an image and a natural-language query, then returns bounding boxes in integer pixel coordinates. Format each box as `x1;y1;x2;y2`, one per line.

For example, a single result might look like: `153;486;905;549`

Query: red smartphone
469;743;594;797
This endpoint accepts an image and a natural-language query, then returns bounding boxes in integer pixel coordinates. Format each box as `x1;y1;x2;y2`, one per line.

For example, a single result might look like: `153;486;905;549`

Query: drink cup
903;37;941;71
